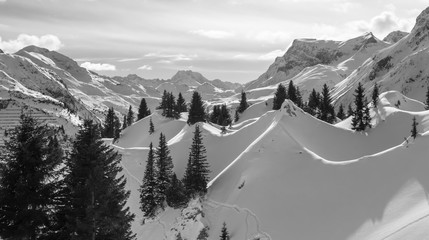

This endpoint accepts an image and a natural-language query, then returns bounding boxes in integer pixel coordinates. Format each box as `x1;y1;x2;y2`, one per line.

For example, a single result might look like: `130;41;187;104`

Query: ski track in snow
381;212;429;240
120;162;142;185
207;199;272;240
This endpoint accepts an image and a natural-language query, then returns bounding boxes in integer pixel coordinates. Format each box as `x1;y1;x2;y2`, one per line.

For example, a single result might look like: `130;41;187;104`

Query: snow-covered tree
188;91;206;125
149;117;155;135
337;104;346;120
155;133;174;207
237;90;248;113
126;105;134;126
219;222;230;240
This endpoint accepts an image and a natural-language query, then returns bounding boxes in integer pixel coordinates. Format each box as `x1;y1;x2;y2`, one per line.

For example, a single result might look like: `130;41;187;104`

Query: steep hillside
383;30;409;43
332;8;429;108
245;32;389;92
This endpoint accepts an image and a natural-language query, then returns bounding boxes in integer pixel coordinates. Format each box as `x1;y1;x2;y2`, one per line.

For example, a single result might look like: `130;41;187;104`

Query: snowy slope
331;7;429;108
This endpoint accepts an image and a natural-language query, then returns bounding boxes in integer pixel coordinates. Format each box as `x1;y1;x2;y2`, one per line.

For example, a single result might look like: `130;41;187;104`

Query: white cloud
246;31;290;44
145;52;197;62
117;58;142;62
138;65;153;70
0;34;63;53
80;62;116;71
0;0;6;3
190;30;234;39
331;2;359;13
258;49;285;60
347;11;413;36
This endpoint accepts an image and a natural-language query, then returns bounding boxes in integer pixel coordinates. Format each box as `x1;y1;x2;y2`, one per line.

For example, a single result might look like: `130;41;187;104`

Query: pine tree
158;90;168;110
288;80;297;103
183;124;210;196
426;85;429;110
219;222;230;240
411;116;418;139
122;115;127;130
220;104;231;126
176;92;187;112
149;117;155;135
318;84;335;123
113;114;121;139
372;83;379;108
337;104;346;120
306;88;320;115
197;226;209;240
137;98;151;121
176;233;183;240
0;113;63;240
60;120;135;240
234;110;240;122
273;83;287;110
126;105;134;127
351;83;371;131
296;86;303;108
139;142;158;218
103;107;116;138
188;91;206;125
347;103;354;117
155;133;174;207
166;173;187;208
237;90;248;113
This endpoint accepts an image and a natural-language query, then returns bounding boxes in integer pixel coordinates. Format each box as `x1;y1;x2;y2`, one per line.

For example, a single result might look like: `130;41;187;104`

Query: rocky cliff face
245;32;388;91
383;31;408;43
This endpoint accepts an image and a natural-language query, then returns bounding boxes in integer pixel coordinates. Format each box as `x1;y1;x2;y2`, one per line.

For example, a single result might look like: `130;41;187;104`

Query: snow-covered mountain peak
383;31;409;43
17;45;51;55
171;70;207;86
414;6;429;30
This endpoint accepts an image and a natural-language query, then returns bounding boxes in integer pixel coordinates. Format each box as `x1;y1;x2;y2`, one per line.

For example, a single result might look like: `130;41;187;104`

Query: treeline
140;124;210;218
0;113;135;240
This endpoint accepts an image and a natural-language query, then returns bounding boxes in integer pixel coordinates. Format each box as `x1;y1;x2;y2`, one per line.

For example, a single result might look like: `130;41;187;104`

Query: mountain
331;7;429;108
0;46;241;136
383;30;409;43
244;32;389;97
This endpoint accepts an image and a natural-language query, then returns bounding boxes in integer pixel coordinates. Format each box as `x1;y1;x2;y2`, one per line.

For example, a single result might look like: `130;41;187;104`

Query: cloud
347;11;413;36
80;62;116;71
190;30;234;39
117;58;142;62
331;2;359;13
145;52;197;62
138;65;153;70
233;49;285;61
0;0;6;3
245;31;290;44
0;34;63;53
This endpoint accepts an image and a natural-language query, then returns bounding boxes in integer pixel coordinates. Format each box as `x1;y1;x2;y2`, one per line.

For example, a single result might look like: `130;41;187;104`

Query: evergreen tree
272;83;287;110
351;83;371;131
426;85;429;110
139;142;158;218
337;104;346;120
60;120;135;240
296;86;303;108
318;84;336;123
137;98;151;121
347;103;354;117
113;114;121;139
306;88;320;115
411;116;418;139
126;105;134;127
288;80;297;103
158;90;168;110
122;114;128;130
149;117;155;135
372;83;379;108
183;124;210;196
176;233;183;240
220;104;232;126
188;91;206;125
234;110;240;122
237;90;248;113
197;226;209;240
219;222;230;240
155;133;174;207
165;173;187;208
103;107;116;138
0;114;63;240
176;92;187;112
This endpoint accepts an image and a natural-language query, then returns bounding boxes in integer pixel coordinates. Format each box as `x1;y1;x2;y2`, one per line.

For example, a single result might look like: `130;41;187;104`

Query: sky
0;0;428;83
